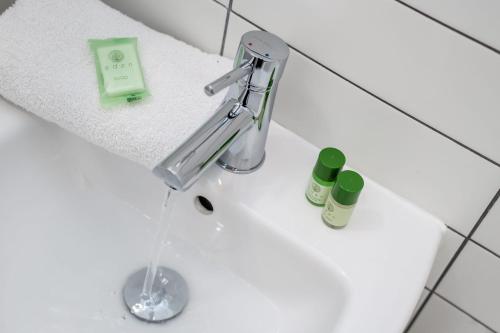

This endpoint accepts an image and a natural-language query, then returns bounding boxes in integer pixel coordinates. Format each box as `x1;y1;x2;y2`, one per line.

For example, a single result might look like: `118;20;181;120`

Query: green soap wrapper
88;37;150;108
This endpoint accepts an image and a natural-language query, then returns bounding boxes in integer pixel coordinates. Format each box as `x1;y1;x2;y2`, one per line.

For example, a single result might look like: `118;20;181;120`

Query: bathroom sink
0;97;444;333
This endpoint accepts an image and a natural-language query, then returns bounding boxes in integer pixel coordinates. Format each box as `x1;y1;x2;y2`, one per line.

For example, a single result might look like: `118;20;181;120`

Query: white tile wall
402;0;500;51
101;0;226;54
233;0;500;164
474;199;500;256
437;242;500;331
223;7;500;236
426;228;463;288
409;295;494;333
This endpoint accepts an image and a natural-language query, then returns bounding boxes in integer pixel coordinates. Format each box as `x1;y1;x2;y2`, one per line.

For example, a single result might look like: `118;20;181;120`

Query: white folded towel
0;0;232;168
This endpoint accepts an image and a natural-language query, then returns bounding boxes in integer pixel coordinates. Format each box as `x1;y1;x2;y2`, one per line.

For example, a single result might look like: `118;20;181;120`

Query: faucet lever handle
204;62;252;96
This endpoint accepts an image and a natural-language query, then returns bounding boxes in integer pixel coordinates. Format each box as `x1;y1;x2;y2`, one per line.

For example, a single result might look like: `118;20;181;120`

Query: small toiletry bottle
322;170;364;228
305;147;346;206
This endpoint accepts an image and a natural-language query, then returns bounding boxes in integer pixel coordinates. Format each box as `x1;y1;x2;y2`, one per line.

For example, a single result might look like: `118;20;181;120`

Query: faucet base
217;152;266;174
123;266;189;323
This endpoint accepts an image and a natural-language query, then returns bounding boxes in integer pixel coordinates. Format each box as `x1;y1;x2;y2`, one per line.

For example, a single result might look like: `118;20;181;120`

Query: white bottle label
305;177;332;205
322;193;354;228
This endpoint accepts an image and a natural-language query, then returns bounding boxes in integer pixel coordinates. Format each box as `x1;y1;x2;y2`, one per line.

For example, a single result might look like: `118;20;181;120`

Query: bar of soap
89;37;150;108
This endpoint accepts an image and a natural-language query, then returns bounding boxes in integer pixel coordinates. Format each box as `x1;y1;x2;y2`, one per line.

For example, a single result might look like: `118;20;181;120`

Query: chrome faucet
153;31;289;191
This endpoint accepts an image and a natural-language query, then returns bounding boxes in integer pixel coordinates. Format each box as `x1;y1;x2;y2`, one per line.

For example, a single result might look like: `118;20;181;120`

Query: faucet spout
153;99;253;191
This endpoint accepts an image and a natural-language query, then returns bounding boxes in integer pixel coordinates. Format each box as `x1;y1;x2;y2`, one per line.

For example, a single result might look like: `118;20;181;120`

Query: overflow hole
194;195;214;215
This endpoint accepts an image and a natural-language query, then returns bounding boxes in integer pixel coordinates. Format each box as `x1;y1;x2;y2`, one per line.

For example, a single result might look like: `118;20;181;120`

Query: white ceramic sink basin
0;97;444;333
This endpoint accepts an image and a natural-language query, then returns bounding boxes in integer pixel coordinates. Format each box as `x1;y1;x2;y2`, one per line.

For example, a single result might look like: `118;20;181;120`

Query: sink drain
194;195;213;215
123;266;189;323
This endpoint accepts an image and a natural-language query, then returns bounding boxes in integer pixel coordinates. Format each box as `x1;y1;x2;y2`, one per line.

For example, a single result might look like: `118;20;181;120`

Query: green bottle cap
313;147;346;182
332;170;364;205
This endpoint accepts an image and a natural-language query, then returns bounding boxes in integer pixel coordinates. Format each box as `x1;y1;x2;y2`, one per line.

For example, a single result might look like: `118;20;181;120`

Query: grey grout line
433;292;498;333
395;0;500;55
470;238;500;260
406;289;497;333
405;290;433;332
445;225;500;260
466;188;500;241
446;225;466;238
217;0;232;56
226;9;500;168
406;188;500;331
213;0;227;7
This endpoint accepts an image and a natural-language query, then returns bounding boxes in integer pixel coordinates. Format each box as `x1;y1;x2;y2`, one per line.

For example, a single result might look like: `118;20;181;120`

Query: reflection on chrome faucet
153;31;289;191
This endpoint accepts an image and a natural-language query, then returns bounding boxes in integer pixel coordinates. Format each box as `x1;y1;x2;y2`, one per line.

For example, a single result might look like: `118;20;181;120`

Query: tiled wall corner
409;295;494;333
474;199;500;256
425;228;463;288
400;0;500;51
411;289;430;318
436;242;500;331
101;0;226;54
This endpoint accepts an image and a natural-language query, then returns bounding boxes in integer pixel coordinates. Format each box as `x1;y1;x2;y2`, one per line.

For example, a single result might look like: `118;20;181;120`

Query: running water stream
141;188;177;298
123;187;189;322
